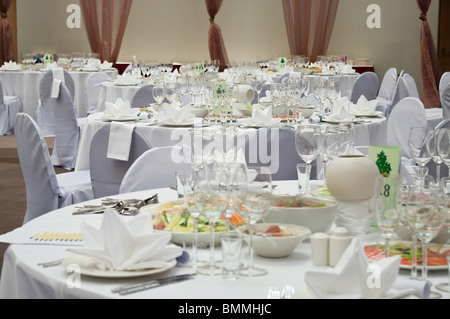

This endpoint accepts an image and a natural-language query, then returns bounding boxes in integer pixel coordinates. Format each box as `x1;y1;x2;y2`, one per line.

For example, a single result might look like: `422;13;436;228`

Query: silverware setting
73;193;159;216
37;259;64;268
112;273;197;295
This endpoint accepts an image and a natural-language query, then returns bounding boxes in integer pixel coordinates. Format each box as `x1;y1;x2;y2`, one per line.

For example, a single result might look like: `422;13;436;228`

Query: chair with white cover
119;146;184;194
89;124;152;198
350;72;379;104
440;83;450;120
131;84;156;107
15;113;93;224
36;69;76;137
85;72;112;116
377;67;398;102
242;127;316;181
389;76;415;116
439;72;450;99
49;83;81;170
0;80;22;135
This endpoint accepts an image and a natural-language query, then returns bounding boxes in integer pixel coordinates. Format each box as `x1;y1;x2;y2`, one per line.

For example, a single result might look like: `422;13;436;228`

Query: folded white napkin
305;238;409;299
339;64;356;74
325;96;355;123
99;61;113;70
51;67;65;98
239;105;281;127
350;96;379;116
232;85;255;104
1;61;21;71
68;208;183;271
334;200;375;236
260;91;272;104
85;58;101;70
113;73;141;86
153;104;195;124
107;121;135;161
103;98;139;120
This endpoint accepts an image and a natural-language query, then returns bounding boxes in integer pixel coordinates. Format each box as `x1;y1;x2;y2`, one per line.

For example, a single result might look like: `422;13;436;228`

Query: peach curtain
205;0;229;71
282;0;311;56
0;0;14;65
80;0;133;65
282;0;339;62
417;0;441;108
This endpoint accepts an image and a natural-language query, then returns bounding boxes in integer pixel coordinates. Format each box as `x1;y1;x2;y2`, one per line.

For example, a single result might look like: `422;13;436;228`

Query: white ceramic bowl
264;195;337;233
297;104;315;119
237;223;311;258
191;108;209;118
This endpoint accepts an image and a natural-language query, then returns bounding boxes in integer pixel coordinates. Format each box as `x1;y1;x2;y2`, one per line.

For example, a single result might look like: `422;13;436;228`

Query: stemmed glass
326;78;340;113
406;176;446;288
428;129;443;182
295;124;320;194
437;128;450;172
195;163;230;276
312;78;328;117
165;83;181;105
188;75;204;106
152;82;166;107
252;74;264;105
238;166;272;277
408;127;434;179
436;177;450;293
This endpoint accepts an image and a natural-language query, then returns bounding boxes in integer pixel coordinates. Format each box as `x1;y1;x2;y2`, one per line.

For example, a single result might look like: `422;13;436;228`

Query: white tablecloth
0;69;118;118
0;181;446;299
96;82;143;112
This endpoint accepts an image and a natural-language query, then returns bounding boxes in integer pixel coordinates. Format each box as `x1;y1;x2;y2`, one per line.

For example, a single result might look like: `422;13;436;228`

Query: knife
112;273;197;295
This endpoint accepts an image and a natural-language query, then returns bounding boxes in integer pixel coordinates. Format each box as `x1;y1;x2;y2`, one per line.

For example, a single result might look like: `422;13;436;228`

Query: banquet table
74;110;387;172
0;69;118;118
96;82;145;112
0;180;447;300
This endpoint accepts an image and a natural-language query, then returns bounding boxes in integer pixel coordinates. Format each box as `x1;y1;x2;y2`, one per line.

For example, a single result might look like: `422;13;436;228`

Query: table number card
212;82;229;114
368;146;401;211
278;57;287;71
194;63;204;76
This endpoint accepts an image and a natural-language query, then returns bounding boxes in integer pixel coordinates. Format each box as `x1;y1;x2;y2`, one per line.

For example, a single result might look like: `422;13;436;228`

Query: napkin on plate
103;98;139;121
239;105;281;127
85;58;101;70
304;238;412;299
99;61;114;70
107;121;135;161
153;103;195;124
350;96;379;116
68;208;183;271
325;96;355;123
113;73;141;86
1;61;21;71
51;67;65;98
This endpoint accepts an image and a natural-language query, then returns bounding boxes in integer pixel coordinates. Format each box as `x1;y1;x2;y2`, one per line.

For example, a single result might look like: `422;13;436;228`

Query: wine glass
252;74;264;105
238;166;272;277
428;129;443;183
188;75;204;106
152;82;166;107
372;174;400;258
436;177;450;293
312;78;328;117
408;127;434;179
165;82;181;105
295;124;320;194
406;175;446;288
195;163;230;276
437;128;450;171
326;78;340;113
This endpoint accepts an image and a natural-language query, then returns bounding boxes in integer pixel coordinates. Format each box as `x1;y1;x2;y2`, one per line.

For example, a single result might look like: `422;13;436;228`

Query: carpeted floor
0;134;67;277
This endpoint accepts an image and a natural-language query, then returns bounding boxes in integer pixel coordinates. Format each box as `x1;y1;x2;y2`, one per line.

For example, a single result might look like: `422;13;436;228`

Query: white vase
325;155;379;201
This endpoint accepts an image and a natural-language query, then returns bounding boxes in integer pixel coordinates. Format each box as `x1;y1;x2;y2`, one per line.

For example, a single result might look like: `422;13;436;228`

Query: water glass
220;233;243;280
296;163;308;194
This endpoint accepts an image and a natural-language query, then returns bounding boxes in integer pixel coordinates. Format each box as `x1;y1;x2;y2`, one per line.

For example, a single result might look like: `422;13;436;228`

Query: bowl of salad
264;195;337;233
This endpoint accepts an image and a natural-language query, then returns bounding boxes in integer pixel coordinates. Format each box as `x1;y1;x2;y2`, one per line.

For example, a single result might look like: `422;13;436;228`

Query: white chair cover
85;72;112;116
439;72;450;100
49;83;80;170
119;146;184;194
390;76;413;115
441;83;450;119
377;67;398;101
402;74;420;99
387;97;426;159
243;127;316;181
131;84;157;107
350;72;379;104
0;80;22;135
36;69;76;137
15;113;93;224
89;124;152;198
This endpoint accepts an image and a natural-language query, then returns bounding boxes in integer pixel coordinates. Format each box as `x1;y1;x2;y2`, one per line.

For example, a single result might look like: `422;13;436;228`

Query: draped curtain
80;0;133;65
282;0;339;62
0;0;14;65
417;0;441;109
205;0;229;71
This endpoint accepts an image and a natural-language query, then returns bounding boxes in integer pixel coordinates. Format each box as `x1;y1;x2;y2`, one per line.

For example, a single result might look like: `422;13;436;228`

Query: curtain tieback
209;17;215;23
1;12;7;19
420;13;427;21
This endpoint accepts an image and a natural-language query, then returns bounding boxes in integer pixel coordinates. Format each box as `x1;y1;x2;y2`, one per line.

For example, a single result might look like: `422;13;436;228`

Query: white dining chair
0;80;22;135
389;76;414;116
49;82;81;170
242;127;316;181
89;124;152;198
440;83;450;120
15;113;93;224
131;84;157;107
119;146;184;194
350;72;379;104
439;72;450;100
387;97;427;159
377;67;398;101
85;72;112;116
36;69;76;137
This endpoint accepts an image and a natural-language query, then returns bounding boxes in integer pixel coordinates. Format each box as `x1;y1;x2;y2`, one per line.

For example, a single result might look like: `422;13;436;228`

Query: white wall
17;0;440;90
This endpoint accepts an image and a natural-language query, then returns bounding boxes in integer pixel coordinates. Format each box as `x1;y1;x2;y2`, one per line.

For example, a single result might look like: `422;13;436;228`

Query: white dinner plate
113;82;140;86
160;120;196;127
353;111;384;118
0;68;22;72
62;254;176;278
101;117;138;122
322;118;356;124
364;241;450;271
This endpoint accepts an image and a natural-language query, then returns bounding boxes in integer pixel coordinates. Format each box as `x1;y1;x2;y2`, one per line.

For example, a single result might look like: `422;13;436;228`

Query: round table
0;181;446;299
0;69;118;118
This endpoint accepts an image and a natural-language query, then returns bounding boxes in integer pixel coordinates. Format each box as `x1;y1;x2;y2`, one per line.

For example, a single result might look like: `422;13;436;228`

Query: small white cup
220;233;243;280
310;233;329;266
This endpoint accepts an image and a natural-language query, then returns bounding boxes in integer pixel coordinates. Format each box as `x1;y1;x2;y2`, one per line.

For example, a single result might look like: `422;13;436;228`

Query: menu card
194;63;204;76
278;57;287;71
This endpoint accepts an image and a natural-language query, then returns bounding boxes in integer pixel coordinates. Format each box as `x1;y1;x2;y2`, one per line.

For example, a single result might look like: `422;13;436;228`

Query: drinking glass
252;74;264;105
428;129;443;182
408;127;434;179
238;166;272;277
220;163;247;232
152;82;166;107
436;177;450;293
437;128;450;171
195;163;230;276
295;125;320;194
312;78;328;117
326;78;340;113
165;83;181;105
188;75;204;106
406;176;446;284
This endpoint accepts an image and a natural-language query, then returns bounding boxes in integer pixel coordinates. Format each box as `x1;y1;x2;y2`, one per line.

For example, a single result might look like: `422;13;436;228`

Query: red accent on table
353;65;375;74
